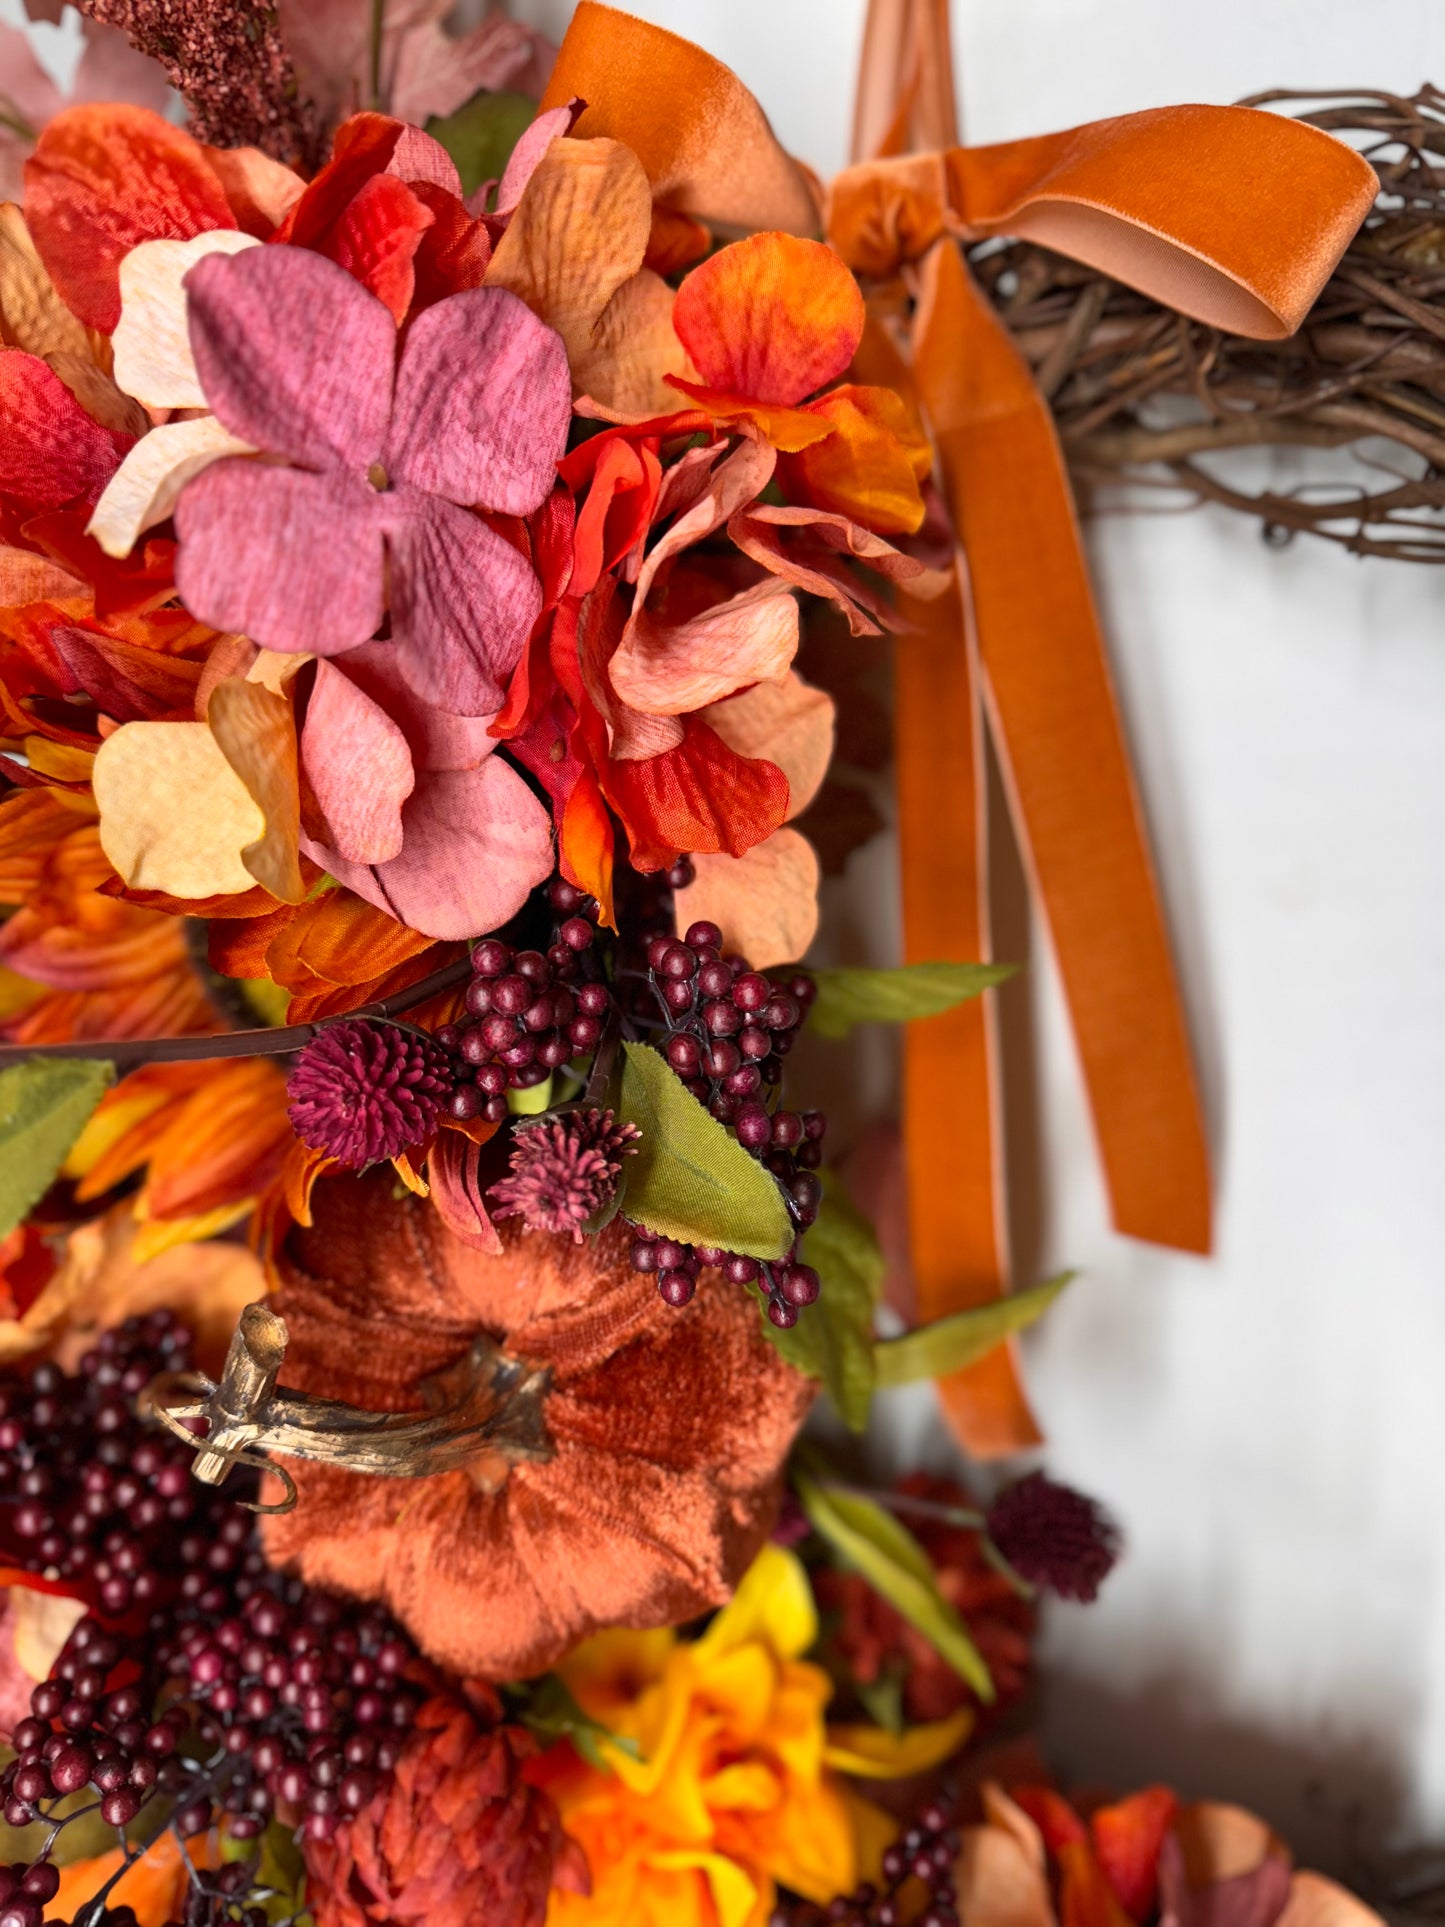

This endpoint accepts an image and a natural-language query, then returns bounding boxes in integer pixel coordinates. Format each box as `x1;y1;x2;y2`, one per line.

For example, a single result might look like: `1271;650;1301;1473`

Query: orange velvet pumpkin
262;1170;814;1679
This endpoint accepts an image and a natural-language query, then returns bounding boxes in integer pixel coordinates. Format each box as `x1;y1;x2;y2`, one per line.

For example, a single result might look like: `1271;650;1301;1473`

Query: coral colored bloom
174;244;571;716
303;1692;585;1927
535;1544;972;1927
667;231;929;536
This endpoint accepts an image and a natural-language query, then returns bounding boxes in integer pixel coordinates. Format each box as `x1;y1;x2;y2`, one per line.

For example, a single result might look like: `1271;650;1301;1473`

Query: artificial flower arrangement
0;2;1394;1925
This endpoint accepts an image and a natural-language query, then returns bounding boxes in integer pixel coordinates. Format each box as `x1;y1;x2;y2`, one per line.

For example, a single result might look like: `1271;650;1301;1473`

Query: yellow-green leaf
757;1176;880;1429
616;1042;792;1260
808;961;1016;1041
796;1469;994;1702
0;1058;114;1240
427;91;538;198
874;1272;1073;1388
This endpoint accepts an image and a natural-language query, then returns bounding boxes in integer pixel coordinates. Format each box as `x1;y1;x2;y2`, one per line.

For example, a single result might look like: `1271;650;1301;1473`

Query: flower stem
368;0;385;110
0;958;472;1075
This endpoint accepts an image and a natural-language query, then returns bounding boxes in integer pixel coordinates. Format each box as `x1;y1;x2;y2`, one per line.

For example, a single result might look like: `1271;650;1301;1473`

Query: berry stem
0;958;473;1073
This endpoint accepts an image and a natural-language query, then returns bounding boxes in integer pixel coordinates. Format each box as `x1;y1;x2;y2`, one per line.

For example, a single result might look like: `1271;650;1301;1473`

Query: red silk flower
173;245;572;717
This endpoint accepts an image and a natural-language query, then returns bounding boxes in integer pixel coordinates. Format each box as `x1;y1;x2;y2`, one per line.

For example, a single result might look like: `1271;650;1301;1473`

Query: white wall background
501;0;1445;1871
8;0;1443;1875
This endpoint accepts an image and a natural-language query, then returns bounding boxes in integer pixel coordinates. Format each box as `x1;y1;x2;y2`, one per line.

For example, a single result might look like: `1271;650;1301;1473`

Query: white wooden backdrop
8;0;1445;1870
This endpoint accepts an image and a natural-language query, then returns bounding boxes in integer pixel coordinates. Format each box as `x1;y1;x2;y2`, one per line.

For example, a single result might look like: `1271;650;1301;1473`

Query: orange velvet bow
544;4;1377;1454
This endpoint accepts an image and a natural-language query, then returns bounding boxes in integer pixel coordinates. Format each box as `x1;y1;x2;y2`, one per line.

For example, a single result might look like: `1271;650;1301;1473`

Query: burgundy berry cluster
772;1791;961;1927
625;917;827;1329
0;1316;427;1927
435;879;613;1126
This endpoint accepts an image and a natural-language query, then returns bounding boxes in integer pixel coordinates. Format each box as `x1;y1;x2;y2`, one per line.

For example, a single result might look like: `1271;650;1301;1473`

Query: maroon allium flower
287;1021;453;1168
985;1471;1122;1603
488;1109;640;1242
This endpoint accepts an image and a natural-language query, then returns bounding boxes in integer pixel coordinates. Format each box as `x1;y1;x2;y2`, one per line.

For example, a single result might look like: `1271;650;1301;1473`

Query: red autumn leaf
603;715;790;871
49;626;202;723
24;105;233;331
0;353;130;512
317;171;435;324
410;181;493;311
1092;1786;1181;1921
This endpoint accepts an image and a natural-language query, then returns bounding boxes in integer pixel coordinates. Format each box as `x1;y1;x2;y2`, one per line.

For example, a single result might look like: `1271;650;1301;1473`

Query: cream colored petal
701;672;836;821
113;229;260;409
674;828;820;969
94;719;264;898
954;1824;1055;1927
486;137;652;381
86;415;255;559
246;648;312;694
11;1589;87;1682
207;677;305;903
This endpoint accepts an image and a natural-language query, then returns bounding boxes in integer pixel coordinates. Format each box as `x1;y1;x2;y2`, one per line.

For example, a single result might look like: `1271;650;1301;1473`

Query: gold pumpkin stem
145;1303;554;1514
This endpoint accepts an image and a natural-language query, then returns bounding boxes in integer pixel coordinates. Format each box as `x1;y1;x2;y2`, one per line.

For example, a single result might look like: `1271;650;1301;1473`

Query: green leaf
507;1072;555;1117
795;1468;994;1702
426;90;538;198
807;961;1016;1041
0;1058;114;1240
874;1272;1073;1389
616;1042;792;1260
516;1674;643;1772
756;1176;881;1429
853;1667;906;1736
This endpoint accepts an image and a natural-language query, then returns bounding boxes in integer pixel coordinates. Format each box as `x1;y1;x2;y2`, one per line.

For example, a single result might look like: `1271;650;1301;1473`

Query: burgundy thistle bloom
985;1471;1122;1603
489;1109;641;1242
287;1020;454;1167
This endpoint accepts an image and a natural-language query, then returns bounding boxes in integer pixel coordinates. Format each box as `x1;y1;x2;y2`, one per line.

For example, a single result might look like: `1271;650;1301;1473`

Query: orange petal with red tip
603;715;789;872
779;382;930;536
560;772;615;924
671;231;865;407
1091;1787;1179;1921
663;374;835;452
24;105;232;331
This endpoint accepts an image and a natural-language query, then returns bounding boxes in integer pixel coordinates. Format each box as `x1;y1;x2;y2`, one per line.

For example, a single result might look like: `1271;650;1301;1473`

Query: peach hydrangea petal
88;414;255;560
486;136;683;414
386;286;570;515
201;144;306;232
674;829;819;969
93;720;266;898
176;462;387;658
700;672;835;820
185;245;395;468
672;231;865;407
1277;1873;1385;1927
300;660;415;865
203;678;304;904
663;374;837;452
730;500;933;637
386;495;542;717
610;577;799;716
302;757;553;943
113;230;262;410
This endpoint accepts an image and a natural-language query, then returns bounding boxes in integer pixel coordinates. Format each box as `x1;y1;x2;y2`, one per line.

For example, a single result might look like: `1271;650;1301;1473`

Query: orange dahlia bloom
263;1170;815;1679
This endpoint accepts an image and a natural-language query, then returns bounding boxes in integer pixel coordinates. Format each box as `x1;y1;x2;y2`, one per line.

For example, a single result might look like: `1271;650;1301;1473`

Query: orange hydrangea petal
645;204;711;277
318;171;435;324
263;887;438;992
24;105;233;331
778;382;930;536
603;716;790;872
671;232;865;407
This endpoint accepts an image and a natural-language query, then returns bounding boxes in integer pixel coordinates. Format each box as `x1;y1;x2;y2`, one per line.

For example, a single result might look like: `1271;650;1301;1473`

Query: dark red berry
731;972;770;1011
666;1034;702;1077
723;1255;761;1285
559;918;594;952
684;920;723;949
703;999;742;1036
569;1015;603;1051
762;993;799;1030
738;1025;771;1061
770;1111;803;1149
491;975;530;1016
514;950;550;985
577;982;611;1017
767;1298;799;1329
472;938;510;976
734;1103;771;1151
697;960;733;998
548;877;586;913
463;978;493;1015
448;1086;483;1122
779;1264;821;1307
657;1271;696;1308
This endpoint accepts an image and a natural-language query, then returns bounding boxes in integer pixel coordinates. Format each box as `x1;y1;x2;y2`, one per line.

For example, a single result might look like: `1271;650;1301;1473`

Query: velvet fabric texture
262;1170;814;1679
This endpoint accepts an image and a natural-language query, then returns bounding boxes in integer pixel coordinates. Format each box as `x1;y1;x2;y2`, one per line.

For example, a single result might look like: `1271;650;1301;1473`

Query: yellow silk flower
538;1543;973;1927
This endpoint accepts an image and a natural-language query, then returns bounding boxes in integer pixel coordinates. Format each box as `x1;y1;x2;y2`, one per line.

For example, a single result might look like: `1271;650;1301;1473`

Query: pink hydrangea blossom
174;244;571;717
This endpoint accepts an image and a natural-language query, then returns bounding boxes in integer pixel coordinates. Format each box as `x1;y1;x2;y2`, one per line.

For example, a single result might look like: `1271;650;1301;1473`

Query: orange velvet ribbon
543;5;1377;1454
